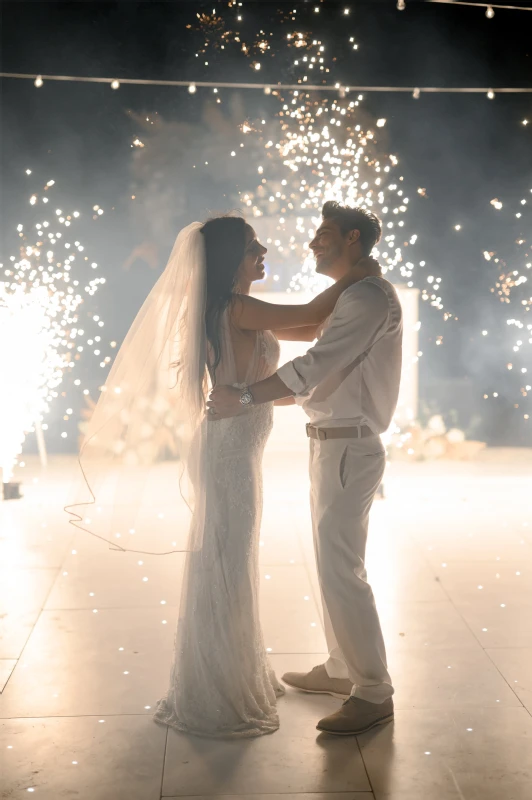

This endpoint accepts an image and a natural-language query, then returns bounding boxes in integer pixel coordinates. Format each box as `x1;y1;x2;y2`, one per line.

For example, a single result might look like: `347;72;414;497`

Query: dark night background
1;0;532;451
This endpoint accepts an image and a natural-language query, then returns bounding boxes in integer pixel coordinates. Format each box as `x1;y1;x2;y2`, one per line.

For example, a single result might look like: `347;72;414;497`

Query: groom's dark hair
322;201;382;256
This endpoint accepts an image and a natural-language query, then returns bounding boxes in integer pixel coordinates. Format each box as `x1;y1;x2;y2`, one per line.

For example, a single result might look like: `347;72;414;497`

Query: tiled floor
1;446;532;799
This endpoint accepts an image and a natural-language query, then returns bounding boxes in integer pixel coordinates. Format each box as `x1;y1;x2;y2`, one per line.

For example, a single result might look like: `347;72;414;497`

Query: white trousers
309;433;394;704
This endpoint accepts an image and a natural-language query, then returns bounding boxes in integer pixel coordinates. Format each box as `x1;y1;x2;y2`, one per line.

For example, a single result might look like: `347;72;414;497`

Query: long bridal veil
65;222;210;555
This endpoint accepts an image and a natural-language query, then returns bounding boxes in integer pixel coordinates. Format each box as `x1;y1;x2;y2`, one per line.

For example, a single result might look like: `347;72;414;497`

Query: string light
486;5;495;18
110;80;120;90
428;0;532;12
2;72;532;95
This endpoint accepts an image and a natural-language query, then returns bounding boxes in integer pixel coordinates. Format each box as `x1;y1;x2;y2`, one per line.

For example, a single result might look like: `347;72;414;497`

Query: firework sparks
483;189;531;420
193;3;447;318
0;177;109;480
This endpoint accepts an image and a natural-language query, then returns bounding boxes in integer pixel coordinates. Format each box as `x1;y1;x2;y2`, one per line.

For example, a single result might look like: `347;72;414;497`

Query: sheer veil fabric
65;222;284;737
64;222;209;555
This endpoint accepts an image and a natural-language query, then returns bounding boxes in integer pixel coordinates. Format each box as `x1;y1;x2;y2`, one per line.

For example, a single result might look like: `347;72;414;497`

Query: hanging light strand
1;72;532;94
428;1;532;11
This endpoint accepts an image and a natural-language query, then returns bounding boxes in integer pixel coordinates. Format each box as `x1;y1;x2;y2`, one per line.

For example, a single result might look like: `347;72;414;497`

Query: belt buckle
306;423;327;440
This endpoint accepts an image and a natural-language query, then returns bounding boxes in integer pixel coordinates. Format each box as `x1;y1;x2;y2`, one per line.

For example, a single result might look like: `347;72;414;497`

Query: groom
208;201;403;735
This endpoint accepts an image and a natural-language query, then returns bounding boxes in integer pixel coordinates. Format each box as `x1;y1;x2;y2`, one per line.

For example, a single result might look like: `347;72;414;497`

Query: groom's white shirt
276;276;403;434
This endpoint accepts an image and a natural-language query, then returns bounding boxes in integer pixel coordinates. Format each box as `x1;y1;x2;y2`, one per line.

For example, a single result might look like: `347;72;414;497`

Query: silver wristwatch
239;387;254;406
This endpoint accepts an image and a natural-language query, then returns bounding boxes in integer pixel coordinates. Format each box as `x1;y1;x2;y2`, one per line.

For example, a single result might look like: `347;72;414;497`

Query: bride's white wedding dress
153;309;285;738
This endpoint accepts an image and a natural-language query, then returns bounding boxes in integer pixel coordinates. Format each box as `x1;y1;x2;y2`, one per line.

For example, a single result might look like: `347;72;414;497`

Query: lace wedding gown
153;310;285;738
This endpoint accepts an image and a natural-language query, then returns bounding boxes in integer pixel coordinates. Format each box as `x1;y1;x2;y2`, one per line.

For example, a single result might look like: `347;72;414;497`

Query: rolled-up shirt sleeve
276;281;390;397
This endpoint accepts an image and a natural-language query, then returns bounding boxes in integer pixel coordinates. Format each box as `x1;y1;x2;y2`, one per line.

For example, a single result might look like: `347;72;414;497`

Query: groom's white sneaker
281;664;352;699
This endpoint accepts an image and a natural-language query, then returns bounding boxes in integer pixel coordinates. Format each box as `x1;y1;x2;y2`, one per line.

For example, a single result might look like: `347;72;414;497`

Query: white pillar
35;420;48;468
394;285;420;428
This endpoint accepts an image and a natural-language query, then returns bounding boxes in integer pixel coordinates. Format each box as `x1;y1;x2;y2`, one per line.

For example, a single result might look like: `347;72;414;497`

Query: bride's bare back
226;317;260;385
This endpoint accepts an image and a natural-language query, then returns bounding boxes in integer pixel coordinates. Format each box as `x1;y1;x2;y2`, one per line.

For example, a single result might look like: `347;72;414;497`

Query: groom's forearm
250;373;295;405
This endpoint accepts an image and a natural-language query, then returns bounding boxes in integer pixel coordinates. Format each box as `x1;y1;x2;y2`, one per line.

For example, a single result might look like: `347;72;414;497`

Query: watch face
240;390;253;405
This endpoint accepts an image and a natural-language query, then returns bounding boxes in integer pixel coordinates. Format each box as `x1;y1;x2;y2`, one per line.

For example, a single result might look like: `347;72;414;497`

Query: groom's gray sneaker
281;664;352;699
316;695;394;736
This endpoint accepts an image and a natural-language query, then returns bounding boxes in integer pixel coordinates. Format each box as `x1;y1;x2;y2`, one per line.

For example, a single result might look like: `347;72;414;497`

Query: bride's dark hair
201;215;249;383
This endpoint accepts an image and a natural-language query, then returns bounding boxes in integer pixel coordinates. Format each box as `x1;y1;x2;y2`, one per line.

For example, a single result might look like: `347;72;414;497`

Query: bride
68;214;366;739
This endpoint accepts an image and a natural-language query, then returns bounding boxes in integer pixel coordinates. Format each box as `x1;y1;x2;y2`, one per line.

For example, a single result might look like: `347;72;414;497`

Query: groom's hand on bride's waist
206;385;243;420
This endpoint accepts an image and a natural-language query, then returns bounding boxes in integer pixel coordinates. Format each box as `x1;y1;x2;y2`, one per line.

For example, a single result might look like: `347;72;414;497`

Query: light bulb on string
34;75;43;88
110;80;120;90
188;83;197;94
413;87;421;99
486;5;495;18
397;0;406;9
487;90;495;100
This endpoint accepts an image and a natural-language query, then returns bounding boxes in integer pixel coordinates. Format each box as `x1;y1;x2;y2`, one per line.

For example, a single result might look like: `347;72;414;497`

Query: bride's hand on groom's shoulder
206;385;242;421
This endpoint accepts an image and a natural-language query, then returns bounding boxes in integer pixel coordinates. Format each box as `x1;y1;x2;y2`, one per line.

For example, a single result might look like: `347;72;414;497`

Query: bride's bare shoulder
228;294;255;327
